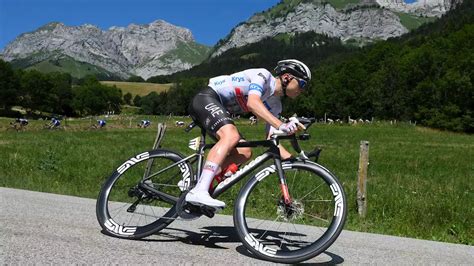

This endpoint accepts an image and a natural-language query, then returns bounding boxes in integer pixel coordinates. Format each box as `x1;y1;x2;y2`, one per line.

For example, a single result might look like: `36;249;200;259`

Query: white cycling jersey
208;68;283;135
208;68;280;114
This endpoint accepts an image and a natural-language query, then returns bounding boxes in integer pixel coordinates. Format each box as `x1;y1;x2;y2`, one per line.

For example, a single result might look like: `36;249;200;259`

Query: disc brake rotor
277;198;305;222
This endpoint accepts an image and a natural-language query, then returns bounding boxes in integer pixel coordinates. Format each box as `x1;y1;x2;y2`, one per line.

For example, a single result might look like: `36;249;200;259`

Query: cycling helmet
274;59;311;82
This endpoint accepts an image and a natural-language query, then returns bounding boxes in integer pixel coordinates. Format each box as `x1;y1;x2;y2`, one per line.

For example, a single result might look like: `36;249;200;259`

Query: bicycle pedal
199;205;223;218
177;192;202;220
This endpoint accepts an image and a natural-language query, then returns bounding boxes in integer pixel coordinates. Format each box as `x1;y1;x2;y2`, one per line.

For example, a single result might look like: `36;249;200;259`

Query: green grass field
100;81;172;96
0;116;472;245
396;13;437;31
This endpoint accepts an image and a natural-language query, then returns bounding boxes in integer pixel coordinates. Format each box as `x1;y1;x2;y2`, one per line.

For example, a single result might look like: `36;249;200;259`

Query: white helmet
274;59;311;82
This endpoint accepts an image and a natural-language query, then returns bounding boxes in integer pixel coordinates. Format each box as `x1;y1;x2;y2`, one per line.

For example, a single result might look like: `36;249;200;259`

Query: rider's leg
219;143;252;174
186;124;241;208
192;124;240;192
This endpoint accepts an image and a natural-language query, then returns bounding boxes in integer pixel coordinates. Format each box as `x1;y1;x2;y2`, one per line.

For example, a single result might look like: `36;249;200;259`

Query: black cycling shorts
188;87;235;139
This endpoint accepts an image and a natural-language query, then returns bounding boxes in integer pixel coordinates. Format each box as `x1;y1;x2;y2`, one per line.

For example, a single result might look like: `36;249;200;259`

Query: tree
47;72;73;116
133;95;142;106
164;78;206;115
147;75;171;83
139;92;159;114
123;92;133;105
0;60;19;110
71;78;122;116
127;76;145;82
19;70;53;113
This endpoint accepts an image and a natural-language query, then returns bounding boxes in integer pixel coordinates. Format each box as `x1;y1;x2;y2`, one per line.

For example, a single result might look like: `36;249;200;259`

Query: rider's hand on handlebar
278;120;298;135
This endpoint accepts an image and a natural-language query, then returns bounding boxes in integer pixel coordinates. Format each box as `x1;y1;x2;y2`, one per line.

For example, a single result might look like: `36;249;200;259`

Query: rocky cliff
211;0;462;58
376;0;462;17
212;2;408;57
1;20;210;79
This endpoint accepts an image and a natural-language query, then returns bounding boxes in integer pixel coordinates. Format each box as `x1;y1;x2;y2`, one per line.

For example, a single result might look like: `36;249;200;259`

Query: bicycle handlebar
270;117;321;162
271;117;316;137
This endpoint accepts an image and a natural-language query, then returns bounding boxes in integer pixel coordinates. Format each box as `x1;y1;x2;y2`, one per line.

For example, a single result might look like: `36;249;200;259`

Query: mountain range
0;0;461;79
0;20;210;79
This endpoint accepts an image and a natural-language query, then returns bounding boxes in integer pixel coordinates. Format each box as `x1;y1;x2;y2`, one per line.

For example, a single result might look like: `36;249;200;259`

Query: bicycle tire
234;160;347;263
96;149;193;239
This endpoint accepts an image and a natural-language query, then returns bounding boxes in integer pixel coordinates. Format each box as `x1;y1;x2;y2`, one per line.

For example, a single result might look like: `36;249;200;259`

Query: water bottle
209;163;239;192
221;163;238;180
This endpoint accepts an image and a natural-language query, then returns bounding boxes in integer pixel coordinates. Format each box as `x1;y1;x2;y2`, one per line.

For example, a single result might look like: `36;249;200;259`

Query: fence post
143;123;167;180
357;141;369;217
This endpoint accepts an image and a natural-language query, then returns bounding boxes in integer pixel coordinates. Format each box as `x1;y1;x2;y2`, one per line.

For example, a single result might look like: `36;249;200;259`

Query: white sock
194;161;219;193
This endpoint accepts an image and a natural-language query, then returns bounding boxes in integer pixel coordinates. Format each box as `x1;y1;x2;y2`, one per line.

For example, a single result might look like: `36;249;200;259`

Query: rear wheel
234;161;347;263
96;149;193;239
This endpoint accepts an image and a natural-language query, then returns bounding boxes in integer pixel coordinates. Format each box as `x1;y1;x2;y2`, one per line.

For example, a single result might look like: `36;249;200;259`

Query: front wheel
96;149;193;239
234;161;347;263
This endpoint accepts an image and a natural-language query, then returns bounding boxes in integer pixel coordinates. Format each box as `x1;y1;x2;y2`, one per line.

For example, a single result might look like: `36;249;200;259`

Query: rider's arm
260;95;293;160
244;69;283;129
265;118;292;160
247;94;283;129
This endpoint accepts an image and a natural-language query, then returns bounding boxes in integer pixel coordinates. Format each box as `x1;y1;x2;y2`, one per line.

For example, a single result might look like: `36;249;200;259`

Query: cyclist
139;120;151;128
10;118;28;130
18;118;29;126
50;118;61;128
186;59;311;209
97;119;107;128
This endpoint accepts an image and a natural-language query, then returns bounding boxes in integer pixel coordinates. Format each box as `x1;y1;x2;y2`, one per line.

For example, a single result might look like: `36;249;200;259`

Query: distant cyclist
186;59;311;209
97;120;107;128
46;118;61;129
16;118;29;126
138;120;151;128
10;118;28;131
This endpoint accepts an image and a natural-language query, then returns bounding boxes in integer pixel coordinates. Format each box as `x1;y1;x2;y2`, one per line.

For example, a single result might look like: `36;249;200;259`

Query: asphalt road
1;187;472;264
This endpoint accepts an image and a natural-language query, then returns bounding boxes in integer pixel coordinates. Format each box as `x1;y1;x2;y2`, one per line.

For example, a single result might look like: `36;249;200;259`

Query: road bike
96;117;347;263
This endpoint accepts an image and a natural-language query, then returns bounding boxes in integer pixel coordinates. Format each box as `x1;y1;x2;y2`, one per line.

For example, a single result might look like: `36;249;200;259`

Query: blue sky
0;0;280;50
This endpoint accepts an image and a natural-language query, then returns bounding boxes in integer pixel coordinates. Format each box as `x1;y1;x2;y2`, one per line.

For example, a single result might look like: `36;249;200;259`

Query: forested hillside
148;0;473;132
296;0;473;132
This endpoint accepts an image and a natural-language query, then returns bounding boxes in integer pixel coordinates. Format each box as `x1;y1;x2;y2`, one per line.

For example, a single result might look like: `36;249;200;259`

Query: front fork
274;157;292;205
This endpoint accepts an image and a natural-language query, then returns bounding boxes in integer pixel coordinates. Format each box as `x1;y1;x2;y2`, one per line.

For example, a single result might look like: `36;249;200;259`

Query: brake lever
306;147;322;163
299;133;310;140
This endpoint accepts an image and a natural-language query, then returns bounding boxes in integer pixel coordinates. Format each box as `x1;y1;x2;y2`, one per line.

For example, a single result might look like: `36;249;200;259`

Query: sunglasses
292;76;307;90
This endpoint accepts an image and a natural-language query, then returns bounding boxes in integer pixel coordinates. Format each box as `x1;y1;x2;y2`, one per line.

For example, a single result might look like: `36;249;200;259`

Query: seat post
200;127;207;145
194;127;208;182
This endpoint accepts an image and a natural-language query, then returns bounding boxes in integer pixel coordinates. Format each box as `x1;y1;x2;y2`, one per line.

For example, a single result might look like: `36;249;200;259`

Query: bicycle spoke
289;170;298;198
303;199;332;202
257;216;281;241
280;224;289;249
299;181;325;201
253;217;271;231
302;212;329;223
291;222;304;246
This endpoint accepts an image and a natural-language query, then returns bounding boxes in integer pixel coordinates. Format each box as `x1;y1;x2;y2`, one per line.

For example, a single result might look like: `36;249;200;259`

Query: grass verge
0;117;472;244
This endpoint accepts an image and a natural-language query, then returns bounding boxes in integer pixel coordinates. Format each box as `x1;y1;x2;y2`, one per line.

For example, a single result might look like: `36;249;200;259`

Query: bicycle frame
155;126;302;204
142;118;316;205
